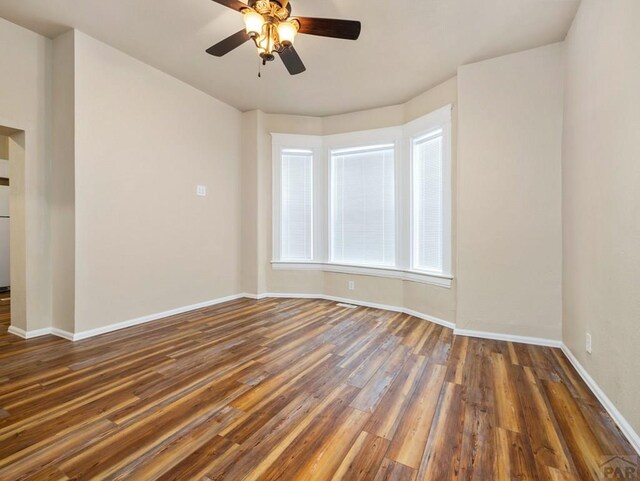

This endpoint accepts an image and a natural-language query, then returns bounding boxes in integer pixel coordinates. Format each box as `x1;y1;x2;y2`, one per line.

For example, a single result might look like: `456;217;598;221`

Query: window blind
280;150;313;261
330;145;396;267
412;131;443;272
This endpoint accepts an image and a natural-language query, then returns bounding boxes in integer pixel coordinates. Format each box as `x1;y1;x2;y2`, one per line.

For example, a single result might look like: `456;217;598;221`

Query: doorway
0;134;10;333
0;124;25;335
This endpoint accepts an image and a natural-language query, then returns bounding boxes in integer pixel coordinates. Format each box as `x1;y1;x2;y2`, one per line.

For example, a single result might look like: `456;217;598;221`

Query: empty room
0;0;638;479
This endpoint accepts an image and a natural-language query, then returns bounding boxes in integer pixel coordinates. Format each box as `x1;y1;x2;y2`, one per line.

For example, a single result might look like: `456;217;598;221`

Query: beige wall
562;0;640;434
457;43;564;340
51;30;76;333
72;32;243;332
246;77;458;323
0;18;52;331
240;111;260;295
0;135;8;159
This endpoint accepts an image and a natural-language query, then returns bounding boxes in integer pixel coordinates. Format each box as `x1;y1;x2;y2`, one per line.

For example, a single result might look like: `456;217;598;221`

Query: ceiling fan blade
210;0;247;12
295;17;361;40
278;45;306;75
206;29;252;57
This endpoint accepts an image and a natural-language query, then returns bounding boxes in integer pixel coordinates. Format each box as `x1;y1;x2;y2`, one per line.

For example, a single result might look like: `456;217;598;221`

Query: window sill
271;261;453;288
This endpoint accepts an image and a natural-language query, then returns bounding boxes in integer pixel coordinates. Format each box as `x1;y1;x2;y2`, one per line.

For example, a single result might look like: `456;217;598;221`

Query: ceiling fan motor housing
248;0;291;18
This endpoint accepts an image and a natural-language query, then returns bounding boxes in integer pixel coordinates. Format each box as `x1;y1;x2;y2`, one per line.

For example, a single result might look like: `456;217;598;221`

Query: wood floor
0;297;635;481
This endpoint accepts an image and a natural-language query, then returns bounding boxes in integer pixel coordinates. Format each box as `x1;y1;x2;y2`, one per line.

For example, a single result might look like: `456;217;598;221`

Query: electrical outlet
196;185;207;197
348;281;355;290
586;332;592;354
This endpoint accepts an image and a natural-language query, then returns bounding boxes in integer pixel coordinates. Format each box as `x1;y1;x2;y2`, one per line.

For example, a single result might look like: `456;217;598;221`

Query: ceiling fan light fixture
257;25;276;61
207;0;362;76
243;9;265;38
277;19;299;46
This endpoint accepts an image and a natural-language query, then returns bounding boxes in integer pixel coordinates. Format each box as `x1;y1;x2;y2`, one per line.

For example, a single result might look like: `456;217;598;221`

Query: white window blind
412;130;444;273
330;145;396;267
280;149;313;260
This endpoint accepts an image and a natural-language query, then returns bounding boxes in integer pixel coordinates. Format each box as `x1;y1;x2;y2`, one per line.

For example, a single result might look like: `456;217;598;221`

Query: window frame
328;134;400;269
271;134;323;264
279;148;315;262
405;107;453;278
271;105;453;288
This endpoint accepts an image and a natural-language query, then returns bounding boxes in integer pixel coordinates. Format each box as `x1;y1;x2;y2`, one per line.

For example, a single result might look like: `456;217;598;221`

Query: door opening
0;134;10;332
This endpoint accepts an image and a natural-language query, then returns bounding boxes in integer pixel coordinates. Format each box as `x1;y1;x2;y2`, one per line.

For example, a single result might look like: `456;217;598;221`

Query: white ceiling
0;0;580;116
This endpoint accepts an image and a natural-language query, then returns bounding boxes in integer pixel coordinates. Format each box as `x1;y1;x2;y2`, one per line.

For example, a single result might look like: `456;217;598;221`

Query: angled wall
562;0;640;436
457;43;564;341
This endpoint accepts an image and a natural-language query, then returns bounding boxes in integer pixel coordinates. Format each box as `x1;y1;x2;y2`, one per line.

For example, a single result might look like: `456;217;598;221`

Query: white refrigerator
0;160;9;290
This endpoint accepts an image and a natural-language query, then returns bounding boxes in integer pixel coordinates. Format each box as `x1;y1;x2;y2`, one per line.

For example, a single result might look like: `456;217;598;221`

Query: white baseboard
560;343;640;455
246;292;456;330
70;293;248;341
6;292;454;340
7;325;27;338
6;294;248;342
7;325;53;339
50;328;75;341
241;292;260;300
403;307;455;330
453;327;562;348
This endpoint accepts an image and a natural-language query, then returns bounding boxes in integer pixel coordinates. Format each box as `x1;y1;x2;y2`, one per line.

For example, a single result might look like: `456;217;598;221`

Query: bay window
280;149;313;261
412;130;445;273
272;105;452;287
330;144;396;267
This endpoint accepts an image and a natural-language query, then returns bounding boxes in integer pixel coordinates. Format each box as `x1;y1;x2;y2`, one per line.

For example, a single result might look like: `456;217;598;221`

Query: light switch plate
196;185;207;197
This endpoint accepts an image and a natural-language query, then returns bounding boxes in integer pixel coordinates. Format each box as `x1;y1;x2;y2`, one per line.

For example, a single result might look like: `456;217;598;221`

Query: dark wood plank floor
0;297;635;480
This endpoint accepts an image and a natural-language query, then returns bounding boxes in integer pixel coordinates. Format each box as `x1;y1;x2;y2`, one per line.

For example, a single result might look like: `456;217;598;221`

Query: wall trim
560;343;640;455
70;293;248;341
50;328;75;341
6;293;248;342
246;292;456;330
453;327;562;348
7;325;53;339
7;326;26;338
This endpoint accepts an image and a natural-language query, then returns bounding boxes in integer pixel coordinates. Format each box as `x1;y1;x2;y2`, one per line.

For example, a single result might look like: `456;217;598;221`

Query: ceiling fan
206;0;362;75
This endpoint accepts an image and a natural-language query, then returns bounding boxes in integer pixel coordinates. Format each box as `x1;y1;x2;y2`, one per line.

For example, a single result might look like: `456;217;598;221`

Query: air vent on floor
336;303;358;309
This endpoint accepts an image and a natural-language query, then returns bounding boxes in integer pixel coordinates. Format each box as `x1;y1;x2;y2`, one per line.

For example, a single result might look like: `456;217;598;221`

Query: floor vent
336;303;358;309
